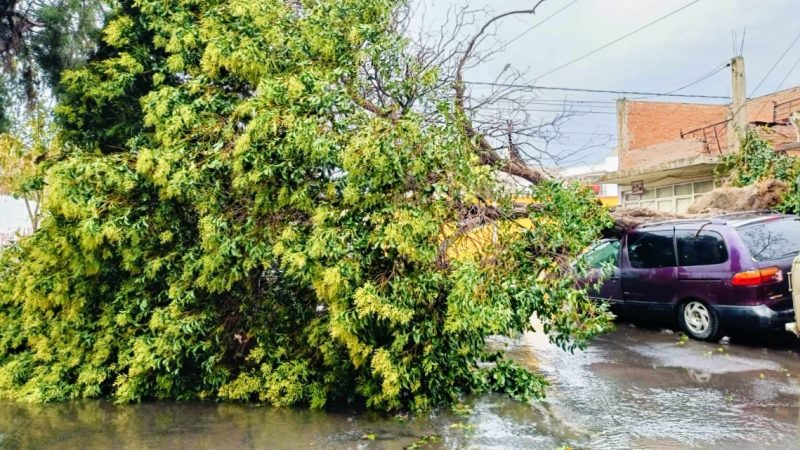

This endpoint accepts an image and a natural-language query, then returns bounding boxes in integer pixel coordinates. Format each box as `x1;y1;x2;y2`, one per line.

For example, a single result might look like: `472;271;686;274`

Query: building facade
602;57;800;212
559;154;620;206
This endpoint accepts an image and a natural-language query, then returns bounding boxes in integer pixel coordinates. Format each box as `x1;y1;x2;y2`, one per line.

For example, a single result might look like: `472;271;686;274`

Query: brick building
602;56;800;212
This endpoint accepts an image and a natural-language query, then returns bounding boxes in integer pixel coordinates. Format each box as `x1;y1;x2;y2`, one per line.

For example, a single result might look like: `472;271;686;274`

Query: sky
416;0;800;167
4;1;800;229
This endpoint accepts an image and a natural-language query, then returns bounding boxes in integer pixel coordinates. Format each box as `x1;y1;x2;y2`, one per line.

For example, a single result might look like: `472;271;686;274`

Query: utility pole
729;56;747;152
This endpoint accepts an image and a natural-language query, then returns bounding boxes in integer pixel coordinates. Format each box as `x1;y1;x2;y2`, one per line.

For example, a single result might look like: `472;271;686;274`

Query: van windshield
737;218;800;262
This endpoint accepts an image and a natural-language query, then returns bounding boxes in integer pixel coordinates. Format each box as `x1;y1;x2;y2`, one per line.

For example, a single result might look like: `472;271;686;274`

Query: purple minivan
582;212;800;341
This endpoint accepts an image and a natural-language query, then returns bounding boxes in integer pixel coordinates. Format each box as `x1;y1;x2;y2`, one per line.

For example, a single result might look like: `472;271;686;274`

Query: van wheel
679;300;722;341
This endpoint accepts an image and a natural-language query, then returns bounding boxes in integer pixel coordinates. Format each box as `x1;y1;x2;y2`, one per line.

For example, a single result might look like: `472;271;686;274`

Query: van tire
678;300;722;341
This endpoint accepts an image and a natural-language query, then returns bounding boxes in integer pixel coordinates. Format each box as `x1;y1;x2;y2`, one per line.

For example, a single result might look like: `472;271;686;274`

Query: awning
599;155;719;185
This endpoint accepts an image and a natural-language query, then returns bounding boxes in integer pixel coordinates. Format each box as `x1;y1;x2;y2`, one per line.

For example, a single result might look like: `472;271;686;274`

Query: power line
533;0;703;80
745;28;800;121
750;28;800;97
465;80;729;99
556;130;616;135
475;97;618;105
477;100;617;109
527;99;618;105
506;0;578;47
627;61;729;101
776;53;800;91
663;61;730;95
476;106;616;115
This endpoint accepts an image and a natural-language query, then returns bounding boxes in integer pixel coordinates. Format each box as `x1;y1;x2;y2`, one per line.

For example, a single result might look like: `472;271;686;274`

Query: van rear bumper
715;304;795;330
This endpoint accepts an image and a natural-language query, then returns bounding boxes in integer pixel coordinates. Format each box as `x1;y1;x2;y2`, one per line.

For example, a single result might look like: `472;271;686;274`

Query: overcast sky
5;1;800;231
418;0;800;166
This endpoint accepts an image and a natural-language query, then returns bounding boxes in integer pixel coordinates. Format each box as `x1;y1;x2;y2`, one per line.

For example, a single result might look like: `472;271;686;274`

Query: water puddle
1;327;798;449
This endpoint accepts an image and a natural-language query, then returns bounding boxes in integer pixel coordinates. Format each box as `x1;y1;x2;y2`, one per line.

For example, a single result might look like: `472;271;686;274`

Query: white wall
560;154;619;198
560;154;619;178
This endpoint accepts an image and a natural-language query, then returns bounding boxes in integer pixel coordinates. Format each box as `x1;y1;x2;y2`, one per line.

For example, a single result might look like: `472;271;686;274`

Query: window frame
626;229;678;269
737;218;800;262
675;229;729;267
583;238;621;270
622;179;723;213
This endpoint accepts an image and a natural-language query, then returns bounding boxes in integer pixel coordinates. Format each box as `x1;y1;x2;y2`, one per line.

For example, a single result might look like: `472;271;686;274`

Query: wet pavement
1;325;799;449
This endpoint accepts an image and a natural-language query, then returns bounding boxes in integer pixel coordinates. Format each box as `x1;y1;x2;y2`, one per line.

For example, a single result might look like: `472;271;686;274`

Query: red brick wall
621;101;728;170
625;101;729;150
618;88;800;172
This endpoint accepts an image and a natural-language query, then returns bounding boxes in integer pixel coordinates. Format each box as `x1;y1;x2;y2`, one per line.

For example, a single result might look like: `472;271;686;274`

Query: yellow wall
445;195;616;261
599;196;619;207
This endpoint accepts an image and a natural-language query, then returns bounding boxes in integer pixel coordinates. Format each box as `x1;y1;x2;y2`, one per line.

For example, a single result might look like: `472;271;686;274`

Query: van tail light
731;267;783;286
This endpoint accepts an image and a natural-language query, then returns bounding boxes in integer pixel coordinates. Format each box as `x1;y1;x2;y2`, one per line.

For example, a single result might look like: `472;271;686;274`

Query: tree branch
453;2;546;185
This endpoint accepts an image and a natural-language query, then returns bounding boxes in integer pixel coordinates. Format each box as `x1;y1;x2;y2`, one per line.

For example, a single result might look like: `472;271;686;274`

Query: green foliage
716;128;800;213
0;108;53;229
491;181;615;355
0;0;613;411
716;128;798;186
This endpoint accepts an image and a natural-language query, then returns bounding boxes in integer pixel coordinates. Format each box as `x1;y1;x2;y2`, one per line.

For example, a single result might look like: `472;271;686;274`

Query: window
628;231;676;268
694;180;714;194
622;179;718;213
584;239;620;269
676;230;728;266
676;197;694;212
675;183;693;196
738;218;800;262
656;186;673;198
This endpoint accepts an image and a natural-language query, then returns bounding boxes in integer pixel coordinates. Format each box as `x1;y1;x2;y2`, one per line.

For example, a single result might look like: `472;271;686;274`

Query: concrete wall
620;139;708;172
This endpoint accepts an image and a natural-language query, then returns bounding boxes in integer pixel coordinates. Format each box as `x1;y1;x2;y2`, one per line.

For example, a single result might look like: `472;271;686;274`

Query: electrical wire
750;28;800;97
476;100;617;109
775;53;800;92
533;0;703;80
465;80;729;99
627;61;730;101
745;28;800;120
505;0;578;47
474;106;616;115
663;62;730;95
474;97;618;105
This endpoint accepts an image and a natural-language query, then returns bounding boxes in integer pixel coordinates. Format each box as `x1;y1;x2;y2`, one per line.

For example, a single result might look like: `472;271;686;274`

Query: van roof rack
635;211;788;229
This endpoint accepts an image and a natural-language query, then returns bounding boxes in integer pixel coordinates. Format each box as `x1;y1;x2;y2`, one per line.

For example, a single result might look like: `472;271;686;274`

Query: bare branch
452;2;547;184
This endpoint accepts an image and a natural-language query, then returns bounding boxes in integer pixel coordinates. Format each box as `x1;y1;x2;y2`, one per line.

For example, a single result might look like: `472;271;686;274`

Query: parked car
580;212;800;341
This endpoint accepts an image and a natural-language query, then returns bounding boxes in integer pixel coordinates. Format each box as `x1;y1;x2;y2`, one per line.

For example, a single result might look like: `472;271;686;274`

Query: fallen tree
0;0;614;410
686;179;788;215
604;129;800;235
604;179;791;238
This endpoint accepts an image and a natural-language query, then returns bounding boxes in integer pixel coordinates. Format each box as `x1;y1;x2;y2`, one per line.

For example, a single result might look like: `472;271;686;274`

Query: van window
738;218;800;262
628;230;676;268
676;230;728;266
584;239;620;269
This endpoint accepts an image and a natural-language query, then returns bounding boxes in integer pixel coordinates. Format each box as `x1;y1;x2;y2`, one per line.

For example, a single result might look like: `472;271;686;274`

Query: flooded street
2;326;799;449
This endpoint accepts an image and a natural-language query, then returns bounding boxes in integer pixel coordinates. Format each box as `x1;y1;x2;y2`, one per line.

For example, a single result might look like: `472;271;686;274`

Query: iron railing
680;119;730;154
773;97;800;123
